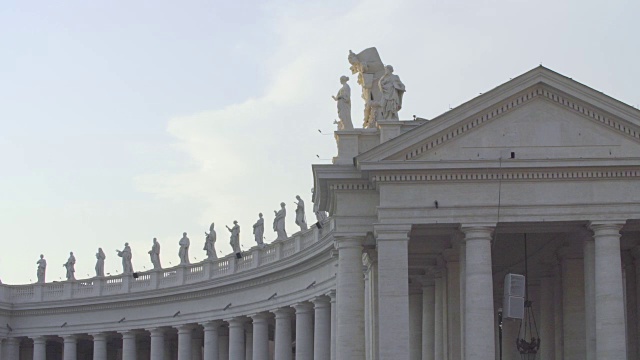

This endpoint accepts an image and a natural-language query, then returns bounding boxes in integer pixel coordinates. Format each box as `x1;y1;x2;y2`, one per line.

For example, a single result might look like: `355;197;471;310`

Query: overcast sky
1;0;638;284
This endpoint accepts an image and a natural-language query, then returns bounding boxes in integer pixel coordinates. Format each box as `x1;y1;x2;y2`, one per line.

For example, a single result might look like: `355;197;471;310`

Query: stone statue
253;213;265;247
149;238;161;269
117;243;134;274
273;202;288;240
63;252;76;281
204;223;217;260
95;248;106;277
379;65;406;120
179;232;190;265
313;202;328;223
36;254;47;283
295;195;308;231
348;48;385;128
332;76;353;130
226;221;242;258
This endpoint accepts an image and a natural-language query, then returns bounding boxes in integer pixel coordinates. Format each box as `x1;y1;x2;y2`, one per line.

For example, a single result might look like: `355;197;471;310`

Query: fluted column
177;325;193;360
228;318;247;360
121;331;137;360
272;308;293;360
5;337;20;360
335;236;365;360
250;314;269;360
294;302;314;360
32;336;47;360
312;296;331;360
92;333;108;360
421;283;435;360
63;335;77;360
539;272;556;359
328;290;337;360
203;320;222;360
590;221;627;360
462;225;495;360
583;236;596;360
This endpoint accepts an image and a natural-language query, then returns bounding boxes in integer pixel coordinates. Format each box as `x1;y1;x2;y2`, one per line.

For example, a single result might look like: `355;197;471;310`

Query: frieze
372;169;640;183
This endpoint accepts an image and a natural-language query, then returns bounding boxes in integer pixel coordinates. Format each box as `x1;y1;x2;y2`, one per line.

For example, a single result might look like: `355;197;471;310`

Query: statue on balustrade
179;232;190;265
332;75;353;130
36;254;47;283
253;213;265;247
149;238;161;269
348;48;385;128
378;65;406;120
63;252;76;281
95;248;106;277
273;202;288;241
117;243;134;274
204;223;217;260
227;221;242;259
295;195;308;231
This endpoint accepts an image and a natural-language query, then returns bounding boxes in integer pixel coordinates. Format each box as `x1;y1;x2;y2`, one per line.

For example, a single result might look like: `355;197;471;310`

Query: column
312;296;331;360
32;336;47;360
5;337;20;360
294;303;314;360
445;248;461;360
121;331;137;360
539;272;556;359
245;324;253;360
63;335;77;360
272;308;293;360
622;251;638;360
583;236;596;360
149;328;165;360
219;328;229;360
559;246;586;360
92;333;108;360
192;331;203;360
250;314;269;360
228;318;247;360
375;227;410;360
203;320;222;360
590;222;627;360
458;241;466;360
328;290;337;360
177;325;193;360
461;225;495;360
408;292;422;360
434;274;444;360
335;235;365;360
421;282;435;360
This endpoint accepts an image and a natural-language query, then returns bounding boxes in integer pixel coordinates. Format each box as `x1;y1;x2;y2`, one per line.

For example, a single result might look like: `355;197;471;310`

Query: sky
1;0;638;284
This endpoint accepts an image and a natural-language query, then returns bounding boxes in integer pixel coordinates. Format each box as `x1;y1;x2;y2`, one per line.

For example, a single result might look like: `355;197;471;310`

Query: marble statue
332;76;353;130
117;243;134;274
179;232;190;265
379;65;406;120
95;248;106;277
295;195;308;231
226;221;242;258
348;48;385;128
149;238;161;269
63;252;76;281
36;254;47;283
273;202;288;240
253;213;265;247
313;202;328;223
204;223;217;260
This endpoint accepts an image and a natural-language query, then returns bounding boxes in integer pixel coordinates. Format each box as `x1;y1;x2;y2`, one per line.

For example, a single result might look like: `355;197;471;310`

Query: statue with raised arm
204;223;217;260
332;76;353;130
117;243;134;274
95;248;106;277
179;232;190;265
348;48;385;128
379;65;406;120
253;213;265;247
63;252;76;281
273;202;287;240
148;238;161;269
36;254;47;283
295;195;308;231
226;221;242;258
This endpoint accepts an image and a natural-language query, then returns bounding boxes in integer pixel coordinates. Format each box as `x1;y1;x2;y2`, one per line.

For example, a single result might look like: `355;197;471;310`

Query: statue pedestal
378;120;403;143
333;129;379;165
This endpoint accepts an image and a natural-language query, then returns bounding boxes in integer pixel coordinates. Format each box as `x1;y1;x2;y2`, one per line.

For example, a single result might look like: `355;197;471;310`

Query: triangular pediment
356;67;640;166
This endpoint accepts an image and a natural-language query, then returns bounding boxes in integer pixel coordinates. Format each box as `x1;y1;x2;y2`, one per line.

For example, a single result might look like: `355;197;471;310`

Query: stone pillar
121;331;137;360
92;333;108;360
458;241;465;360
63;335;77;360
622;251;638;360
312;296;331;360
328;290;337;360
421;282;435;360
539;272;556;359
559;247;586;360
192;332;203;360
461;225;495;360
149;328;165;360
5;337;20;360
335;235;365;360
583;236;596;360
250;314;269;360
32;336;47;360
590;222;627;360
228;318;246;360
434;274;445;360
203;320;222;360
177;325;193;360
294;303;314;360
445;248;461;360
408;292;422;360
245;324;253;360
375;227;410;360
272;308;293;360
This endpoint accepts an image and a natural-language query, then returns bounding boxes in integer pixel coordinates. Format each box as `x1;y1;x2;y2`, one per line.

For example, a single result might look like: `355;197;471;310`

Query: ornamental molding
404;86;640;160
329;183;375;191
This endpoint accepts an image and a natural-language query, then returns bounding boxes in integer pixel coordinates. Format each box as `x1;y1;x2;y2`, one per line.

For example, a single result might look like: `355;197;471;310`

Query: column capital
175;324;195;334
31;335;47;344
225;317;250;328
62;334;77;341
459;224;495;240
119;330;137;339
374;224;412;241
248;312;271;323
333;234;364;250
202;319;224;331
147;327;165;337
589;221;625;235
293;302;314;314
326;289;336;301
311;295;331;308
270;307;294;319
90;333;108;341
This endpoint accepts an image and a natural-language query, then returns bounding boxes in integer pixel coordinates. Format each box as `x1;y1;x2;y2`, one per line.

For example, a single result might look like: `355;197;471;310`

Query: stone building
0;66;639;360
